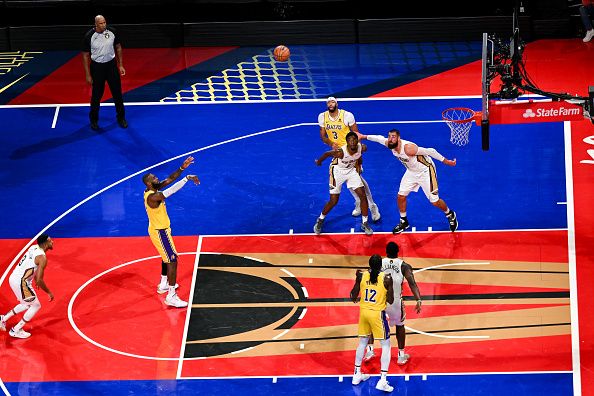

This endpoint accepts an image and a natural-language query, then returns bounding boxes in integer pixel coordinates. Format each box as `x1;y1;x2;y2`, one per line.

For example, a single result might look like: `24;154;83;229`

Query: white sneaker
351;372;370;385
363;346;375;362
584;29;594;43
9;328;31;339
157;283;179;294
165;293;188;308
397;353;410;365
370;204;381;222
0;315;6;331
351;204;361;217
375;379;394;392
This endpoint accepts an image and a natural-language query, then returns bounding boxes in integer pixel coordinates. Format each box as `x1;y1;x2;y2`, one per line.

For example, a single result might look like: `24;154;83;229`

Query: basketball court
1;37;593;396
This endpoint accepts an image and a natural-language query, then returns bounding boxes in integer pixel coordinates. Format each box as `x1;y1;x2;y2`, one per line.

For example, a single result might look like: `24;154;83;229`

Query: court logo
523;109;536;118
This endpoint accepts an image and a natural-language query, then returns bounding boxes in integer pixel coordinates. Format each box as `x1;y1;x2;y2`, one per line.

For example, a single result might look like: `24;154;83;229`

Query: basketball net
442;108;476;147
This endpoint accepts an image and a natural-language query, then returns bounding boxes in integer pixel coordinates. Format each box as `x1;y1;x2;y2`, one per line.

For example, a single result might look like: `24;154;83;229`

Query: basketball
273;45;290;62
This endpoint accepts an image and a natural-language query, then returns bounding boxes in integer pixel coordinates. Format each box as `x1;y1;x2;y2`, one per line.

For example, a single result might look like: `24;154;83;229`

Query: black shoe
392;219;410;234
447;211;458;232
90;121;99;131
117;118;128;128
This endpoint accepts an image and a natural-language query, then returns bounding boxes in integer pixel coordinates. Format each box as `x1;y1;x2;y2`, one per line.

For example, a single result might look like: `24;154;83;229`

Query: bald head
94;15;107;33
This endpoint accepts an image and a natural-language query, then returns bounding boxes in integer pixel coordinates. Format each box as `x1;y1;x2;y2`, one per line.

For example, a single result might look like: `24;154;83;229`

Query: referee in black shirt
82;15;127;130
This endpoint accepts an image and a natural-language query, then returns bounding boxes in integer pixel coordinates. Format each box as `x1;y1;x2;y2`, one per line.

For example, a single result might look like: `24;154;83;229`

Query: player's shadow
10;126;102;160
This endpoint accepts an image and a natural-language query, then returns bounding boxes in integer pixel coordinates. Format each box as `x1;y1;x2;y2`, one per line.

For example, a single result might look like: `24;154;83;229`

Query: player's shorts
9;272;37;304
148;227;178;263
385;300;405;326
329;166;364;195
357;308;391;340
398;168;439;203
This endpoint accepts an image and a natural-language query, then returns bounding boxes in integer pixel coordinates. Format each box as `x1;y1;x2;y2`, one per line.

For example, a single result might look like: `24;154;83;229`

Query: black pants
89;59;125;123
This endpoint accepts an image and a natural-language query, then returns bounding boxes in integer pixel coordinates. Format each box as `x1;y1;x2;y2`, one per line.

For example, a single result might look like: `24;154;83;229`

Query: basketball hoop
442;107;480;147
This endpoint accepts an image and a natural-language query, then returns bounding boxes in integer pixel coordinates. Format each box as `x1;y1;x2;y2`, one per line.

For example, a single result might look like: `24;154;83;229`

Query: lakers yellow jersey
144;190;170;229
323;110;350;146
359;271;388;311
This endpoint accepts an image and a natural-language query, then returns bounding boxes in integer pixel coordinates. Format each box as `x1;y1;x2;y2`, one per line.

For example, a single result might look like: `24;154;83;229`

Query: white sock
400;212;407;218
319;213;326;220
381;371;387;381
354;365;361;375
399;348;405;357
362;215;368;223
168;286;176;297
13;319;26;332
160;276;167;287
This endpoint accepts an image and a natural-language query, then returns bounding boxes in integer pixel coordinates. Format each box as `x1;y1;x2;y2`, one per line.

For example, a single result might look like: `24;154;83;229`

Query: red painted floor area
0;236;197;381
8;47;236;105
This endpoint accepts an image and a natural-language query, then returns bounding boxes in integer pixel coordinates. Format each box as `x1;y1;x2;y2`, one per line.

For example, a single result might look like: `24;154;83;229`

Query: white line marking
244;256;264;262
0;95;484;109
557;202;567;205
405;375;410;381
564;121;581;396
405;325;490;339
308;258;313;264
338;376;343;382
299;343;304;350
272;377;277;383
298;308;308;320
178;370;572;380
411;226;417;232
177;236;203;379
289;229;293;234
273;329;290;340
51;106;60;128
422;374;427;381
350;228;354;234
0;377;11;396
413;262;491;274
427;226;432;232
231;347;255;355
281;268;295;277
67;251;197;361
301;287;309;298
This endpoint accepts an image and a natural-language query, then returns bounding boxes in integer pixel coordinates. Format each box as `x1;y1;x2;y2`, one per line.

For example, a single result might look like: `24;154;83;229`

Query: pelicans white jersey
382;257;406;326
328;144;364;194
9;245;45;303
391;138;436;173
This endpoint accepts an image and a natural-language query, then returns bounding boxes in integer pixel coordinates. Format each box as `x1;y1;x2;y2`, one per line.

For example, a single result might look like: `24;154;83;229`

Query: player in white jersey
358;129;459;234
314;131;373;235
318;97;380;222
364;242;422;365
1;234;54;339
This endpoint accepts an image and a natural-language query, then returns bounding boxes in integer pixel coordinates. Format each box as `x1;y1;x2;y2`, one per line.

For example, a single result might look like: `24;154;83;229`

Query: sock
362;215;368;224
319;213;326;220
400;212;407;218
13;318;27;332
354;365;361;375
381;370;387;381
399;348;405;357
160;275;168;287
168;286;176;298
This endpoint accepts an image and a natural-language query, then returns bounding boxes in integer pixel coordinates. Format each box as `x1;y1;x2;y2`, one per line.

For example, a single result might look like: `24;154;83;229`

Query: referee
82;15;127;130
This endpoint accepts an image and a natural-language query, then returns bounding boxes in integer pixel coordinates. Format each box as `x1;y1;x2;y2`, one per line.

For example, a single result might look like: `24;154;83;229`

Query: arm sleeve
344;111;355;126
366;135;388;146
318;113;325;127
162;177;188;198
111;26;120;46
82;29;92;52
416;147;445;162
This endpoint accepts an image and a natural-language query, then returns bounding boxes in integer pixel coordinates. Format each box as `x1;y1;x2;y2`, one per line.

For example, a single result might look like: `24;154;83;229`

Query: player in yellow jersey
349;254;395;392
318;97;380;222
142;156;200;308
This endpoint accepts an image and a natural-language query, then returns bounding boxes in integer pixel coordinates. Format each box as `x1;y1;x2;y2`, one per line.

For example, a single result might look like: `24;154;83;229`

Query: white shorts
329;166;363;195
9;272;38;304
398;168;439;203
385;300;405;326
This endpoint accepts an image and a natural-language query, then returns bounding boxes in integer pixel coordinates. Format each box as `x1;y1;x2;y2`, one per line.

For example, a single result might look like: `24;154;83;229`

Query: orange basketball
273;45;290;62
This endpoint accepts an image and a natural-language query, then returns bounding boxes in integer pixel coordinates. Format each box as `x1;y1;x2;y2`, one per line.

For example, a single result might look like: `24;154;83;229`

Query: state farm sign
490;100;584;124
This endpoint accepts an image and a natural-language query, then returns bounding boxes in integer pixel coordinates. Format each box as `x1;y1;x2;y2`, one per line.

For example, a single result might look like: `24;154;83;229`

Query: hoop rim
442;107;481;124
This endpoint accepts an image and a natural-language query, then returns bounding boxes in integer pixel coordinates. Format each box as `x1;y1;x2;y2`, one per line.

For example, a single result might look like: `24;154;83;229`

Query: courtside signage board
491;101;584;124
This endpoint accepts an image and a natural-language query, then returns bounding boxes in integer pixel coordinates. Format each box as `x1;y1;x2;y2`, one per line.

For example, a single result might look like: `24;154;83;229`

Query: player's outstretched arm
315;149;343;166
350;269;363;303
159;156;194;189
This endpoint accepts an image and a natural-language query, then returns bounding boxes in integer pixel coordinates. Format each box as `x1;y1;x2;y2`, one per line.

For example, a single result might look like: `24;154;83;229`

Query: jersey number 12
364;288;376;303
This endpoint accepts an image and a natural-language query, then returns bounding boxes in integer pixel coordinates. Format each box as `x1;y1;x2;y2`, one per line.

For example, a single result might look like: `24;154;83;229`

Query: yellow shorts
357;309;390;340
148;227;178;263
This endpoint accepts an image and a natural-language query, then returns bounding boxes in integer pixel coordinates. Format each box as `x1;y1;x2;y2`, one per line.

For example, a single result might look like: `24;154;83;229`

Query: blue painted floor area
1;98;566;239
4;373;572;395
